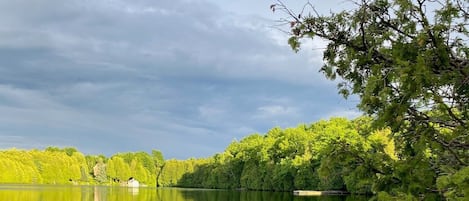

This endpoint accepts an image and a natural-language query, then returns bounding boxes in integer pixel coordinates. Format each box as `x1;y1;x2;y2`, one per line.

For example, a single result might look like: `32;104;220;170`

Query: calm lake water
0;185;371;201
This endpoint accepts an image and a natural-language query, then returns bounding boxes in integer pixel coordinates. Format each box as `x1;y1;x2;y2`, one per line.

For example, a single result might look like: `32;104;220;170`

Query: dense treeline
0;147;88;184
0;116;462;199
158;117;400;194
105;150;164;185
0;147;164;186
2;117;391;191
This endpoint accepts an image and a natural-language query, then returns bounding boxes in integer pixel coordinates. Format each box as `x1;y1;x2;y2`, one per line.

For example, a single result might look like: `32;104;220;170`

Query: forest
0;0;468;200
0;146;164;186
0;116;464;200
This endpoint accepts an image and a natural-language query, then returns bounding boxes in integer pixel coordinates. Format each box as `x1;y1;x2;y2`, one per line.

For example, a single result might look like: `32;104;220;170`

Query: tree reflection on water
0;185;370;201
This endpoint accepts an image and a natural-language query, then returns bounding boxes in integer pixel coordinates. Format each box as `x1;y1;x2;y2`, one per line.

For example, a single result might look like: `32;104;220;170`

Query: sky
0;0;360;159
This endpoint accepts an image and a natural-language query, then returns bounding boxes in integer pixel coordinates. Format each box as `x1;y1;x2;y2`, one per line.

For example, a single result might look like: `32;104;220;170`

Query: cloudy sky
0;0;360;159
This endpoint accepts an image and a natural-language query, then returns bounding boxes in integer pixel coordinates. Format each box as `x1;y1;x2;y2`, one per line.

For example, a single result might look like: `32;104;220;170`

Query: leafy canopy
272;0;468;198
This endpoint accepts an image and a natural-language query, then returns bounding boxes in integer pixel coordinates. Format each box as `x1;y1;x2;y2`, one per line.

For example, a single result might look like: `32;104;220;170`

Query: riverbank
293;190;349;196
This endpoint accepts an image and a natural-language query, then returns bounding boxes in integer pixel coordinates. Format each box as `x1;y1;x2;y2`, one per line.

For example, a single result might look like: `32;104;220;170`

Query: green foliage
152;150;165;164
0;148;90;184
158;159;201;187
273;0;468;198
0;114;452;200
437;166;469;200
0;148;162;186
0;150;41;184
92;160;107;183
169;117;401;194
106;156;131;183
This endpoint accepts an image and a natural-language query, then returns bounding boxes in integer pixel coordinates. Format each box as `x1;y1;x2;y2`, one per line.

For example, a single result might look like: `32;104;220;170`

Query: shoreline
293;190;349;196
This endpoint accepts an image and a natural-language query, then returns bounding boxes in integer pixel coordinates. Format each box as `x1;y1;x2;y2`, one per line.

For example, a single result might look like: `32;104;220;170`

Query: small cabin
127;177;139;188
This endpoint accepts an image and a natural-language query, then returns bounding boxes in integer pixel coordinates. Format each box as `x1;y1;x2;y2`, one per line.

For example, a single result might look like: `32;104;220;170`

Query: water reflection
179;189;370;201
128;187;139;196
94;186;107;201
0;185;371;201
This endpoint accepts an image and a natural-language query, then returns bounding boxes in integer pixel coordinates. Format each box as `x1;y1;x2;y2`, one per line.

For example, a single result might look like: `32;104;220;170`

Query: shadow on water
179;189;371;201
0;184;371;201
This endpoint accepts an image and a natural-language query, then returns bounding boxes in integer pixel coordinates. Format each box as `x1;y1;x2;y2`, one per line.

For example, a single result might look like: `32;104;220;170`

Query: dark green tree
273;0;468;198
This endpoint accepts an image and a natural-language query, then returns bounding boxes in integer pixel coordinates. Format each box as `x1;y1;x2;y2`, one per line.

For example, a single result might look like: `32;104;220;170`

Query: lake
0;185;371;201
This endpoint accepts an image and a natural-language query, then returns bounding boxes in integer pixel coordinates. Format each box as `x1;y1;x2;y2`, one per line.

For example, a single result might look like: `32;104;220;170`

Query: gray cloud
0;0;360;159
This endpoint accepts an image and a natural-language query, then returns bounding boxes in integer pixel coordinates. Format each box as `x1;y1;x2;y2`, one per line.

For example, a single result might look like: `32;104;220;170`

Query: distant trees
0;147;88;184
173;117;398;194
1;117;395;193
105;151;160;185
92;158;107;183
0;147;164;185
2;116;441;198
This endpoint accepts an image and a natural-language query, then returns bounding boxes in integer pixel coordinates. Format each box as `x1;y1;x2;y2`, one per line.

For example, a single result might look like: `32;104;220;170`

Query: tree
92;158;107;183
106;156;131;183
272;0;468;198
152;149;165;167
152;149;165;187
71;152;89;182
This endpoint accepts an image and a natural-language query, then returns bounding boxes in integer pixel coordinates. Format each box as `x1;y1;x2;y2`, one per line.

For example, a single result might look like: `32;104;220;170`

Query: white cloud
325;108;363;120
256;105;298;118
